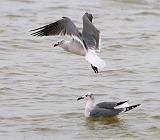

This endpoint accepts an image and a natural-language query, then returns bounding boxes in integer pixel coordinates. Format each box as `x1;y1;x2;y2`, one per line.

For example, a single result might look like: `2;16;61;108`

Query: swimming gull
77;92;141;117
30;12;106;73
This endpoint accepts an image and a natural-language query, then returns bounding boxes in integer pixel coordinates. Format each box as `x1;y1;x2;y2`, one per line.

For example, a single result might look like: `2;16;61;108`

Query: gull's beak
77;97;84;101
53;43;58;47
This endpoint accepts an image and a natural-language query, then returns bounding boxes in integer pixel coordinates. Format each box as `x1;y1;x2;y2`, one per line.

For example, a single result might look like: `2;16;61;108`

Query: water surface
0;0;160;139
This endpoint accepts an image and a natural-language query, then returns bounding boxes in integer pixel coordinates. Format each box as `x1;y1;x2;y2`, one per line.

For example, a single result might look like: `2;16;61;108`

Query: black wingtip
124;104;141;112
116;100;128;106
30;29;44;36
84;12;93;22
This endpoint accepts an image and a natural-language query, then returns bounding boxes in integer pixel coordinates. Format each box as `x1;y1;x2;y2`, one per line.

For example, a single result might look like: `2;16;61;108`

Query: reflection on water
86;116;120;125
85;116;121;129
0;0;160;140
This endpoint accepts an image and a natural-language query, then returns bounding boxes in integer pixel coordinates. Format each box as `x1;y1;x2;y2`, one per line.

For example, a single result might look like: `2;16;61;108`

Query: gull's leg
91;64;98;73
95;66;99;73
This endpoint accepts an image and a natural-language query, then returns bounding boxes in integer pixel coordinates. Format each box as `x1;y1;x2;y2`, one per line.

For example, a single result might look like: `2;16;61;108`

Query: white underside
114;102;129;109
85;49;106;69
60;36;106;69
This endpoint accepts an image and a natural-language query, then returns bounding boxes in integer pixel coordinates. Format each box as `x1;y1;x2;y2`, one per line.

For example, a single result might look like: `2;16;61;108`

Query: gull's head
77;92;94;101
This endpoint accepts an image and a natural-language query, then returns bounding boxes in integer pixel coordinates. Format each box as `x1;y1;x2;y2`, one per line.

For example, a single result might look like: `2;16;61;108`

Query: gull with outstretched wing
31;13;106;73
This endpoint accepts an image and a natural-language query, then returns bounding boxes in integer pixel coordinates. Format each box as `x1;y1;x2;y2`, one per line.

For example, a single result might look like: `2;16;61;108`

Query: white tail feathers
85;49;106;69
114;102;129;109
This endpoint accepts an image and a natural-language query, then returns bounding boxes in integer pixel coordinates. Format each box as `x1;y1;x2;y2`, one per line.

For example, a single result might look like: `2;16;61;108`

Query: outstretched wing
30;17;82;39
82;13;100;51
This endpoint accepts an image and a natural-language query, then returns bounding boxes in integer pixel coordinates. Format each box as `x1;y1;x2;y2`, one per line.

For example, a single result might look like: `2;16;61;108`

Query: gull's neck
85;99;95;117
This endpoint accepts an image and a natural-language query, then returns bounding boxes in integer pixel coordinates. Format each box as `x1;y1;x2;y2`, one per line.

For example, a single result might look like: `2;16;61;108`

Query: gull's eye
85;95;88;97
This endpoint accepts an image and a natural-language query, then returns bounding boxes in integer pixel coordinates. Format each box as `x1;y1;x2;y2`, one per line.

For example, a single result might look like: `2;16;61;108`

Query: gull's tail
85;49;106;69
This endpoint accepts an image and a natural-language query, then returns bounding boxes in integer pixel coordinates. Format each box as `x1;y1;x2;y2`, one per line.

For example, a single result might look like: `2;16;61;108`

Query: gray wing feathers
90;100;131;117
31;17;81;38
96;101;128;109
96;102;117;109
90;107;123;117
82;13;100;50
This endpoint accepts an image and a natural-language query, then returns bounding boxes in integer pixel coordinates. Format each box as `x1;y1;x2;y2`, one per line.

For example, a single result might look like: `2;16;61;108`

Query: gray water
0;0;160;139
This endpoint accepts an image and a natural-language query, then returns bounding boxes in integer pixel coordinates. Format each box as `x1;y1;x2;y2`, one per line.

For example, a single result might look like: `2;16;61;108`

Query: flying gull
30;12;106;73
77;92;141;117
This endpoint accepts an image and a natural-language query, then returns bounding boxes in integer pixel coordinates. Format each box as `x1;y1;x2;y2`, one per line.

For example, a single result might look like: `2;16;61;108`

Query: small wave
135;11;160;16
151;115;160;120
113;0;148;5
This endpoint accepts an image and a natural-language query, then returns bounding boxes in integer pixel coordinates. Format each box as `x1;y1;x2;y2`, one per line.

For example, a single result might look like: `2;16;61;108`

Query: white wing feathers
114;102;130;109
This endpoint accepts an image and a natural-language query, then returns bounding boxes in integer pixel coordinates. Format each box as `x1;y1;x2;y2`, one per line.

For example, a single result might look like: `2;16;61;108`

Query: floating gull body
77;93;141;117
31;13;106;73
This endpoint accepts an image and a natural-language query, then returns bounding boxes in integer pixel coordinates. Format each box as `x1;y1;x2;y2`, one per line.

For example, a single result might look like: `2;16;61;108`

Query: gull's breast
63;40;86;56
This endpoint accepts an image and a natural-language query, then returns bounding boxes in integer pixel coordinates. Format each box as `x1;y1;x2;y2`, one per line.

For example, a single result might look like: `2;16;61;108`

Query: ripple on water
86;116;121;125
0;0;160;139
32;127;60;134
151;115;160;120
